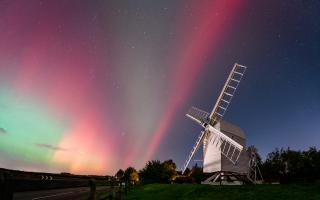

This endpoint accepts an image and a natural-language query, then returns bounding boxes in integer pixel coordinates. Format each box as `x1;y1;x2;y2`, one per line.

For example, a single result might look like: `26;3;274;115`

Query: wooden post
0;172;5;200
0;172;14;200
110;178;115;199
88;178;96;200
119;181;122;200
124;181;128;195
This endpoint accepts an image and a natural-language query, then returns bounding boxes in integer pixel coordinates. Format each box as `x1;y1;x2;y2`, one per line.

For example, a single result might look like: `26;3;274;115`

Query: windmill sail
209;63;247;125
182;108;210;173
186;107;209;126
182;130;206;173
209;126;243;164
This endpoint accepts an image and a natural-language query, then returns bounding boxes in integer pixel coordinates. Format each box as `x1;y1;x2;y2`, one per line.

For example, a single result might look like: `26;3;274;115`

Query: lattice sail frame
186;107;210;126
207;126;243;165
209;63;247;125
182;63;247;174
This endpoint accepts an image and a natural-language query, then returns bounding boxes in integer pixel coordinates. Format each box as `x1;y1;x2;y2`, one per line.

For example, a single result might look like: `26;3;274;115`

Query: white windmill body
203;121;249;174
182;63;250;184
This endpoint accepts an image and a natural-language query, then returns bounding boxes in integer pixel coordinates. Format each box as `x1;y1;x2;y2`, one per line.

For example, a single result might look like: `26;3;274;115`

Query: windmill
182;63;248;183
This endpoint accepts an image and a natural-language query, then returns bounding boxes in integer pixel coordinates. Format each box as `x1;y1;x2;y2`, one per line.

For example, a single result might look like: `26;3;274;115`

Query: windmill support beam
201;171;248;185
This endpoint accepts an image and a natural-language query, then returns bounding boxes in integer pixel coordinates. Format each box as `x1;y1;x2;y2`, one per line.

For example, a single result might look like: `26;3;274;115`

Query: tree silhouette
261;147;320;183
115;169;124;182
162;159;178;182
183;168;191;176
124;167;139;185
140;160;164;183
139;160;178;183
190;163;204;184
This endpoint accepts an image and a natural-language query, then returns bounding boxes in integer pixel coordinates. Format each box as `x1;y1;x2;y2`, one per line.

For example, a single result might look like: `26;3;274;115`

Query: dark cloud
0;127;6;134
35;143;67;151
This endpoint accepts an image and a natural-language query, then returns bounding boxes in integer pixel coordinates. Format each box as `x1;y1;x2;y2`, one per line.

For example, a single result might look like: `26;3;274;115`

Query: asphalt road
13;186;110;200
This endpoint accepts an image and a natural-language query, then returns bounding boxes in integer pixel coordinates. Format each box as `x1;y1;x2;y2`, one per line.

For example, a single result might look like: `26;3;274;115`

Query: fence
0;169;125;200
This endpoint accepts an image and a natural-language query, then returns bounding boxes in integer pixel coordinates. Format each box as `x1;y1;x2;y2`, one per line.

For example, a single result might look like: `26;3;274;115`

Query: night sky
0;0;319;175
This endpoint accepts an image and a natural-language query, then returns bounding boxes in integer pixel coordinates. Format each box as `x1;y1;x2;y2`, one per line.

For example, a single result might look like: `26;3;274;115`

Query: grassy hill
124;183;320;200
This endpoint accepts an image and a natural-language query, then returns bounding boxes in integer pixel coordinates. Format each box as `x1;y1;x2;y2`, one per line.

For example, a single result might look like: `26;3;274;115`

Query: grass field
124;183;320;200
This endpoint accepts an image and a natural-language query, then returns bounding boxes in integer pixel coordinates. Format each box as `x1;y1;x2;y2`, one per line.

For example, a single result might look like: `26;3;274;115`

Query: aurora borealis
0;0;320;175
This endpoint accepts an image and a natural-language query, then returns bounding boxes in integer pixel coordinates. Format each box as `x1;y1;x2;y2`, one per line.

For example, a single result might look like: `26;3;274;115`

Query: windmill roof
220;120;246;139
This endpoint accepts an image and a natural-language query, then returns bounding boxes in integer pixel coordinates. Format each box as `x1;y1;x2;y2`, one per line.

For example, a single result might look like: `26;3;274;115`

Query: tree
139;160;164;183
190;163;204;184
129;170;139;185
303;147;320;179
124;167;139;185
139;160;178;183
183;168;191;176
115;169;124;182
162;159;178;182
261;147;320;183
261;148;285;182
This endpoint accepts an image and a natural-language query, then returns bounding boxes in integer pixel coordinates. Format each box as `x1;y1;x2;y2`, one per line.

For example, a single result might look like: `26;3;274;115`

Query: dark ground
124;183;320;200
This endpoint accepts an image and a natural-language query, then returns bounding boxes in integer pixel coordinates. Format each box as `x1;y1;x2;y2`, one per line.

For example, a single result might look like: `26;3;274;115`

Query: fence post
0;172;14;200
118;181;122;200
0;172;4;200
110;178;115;199
88;178;96;200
